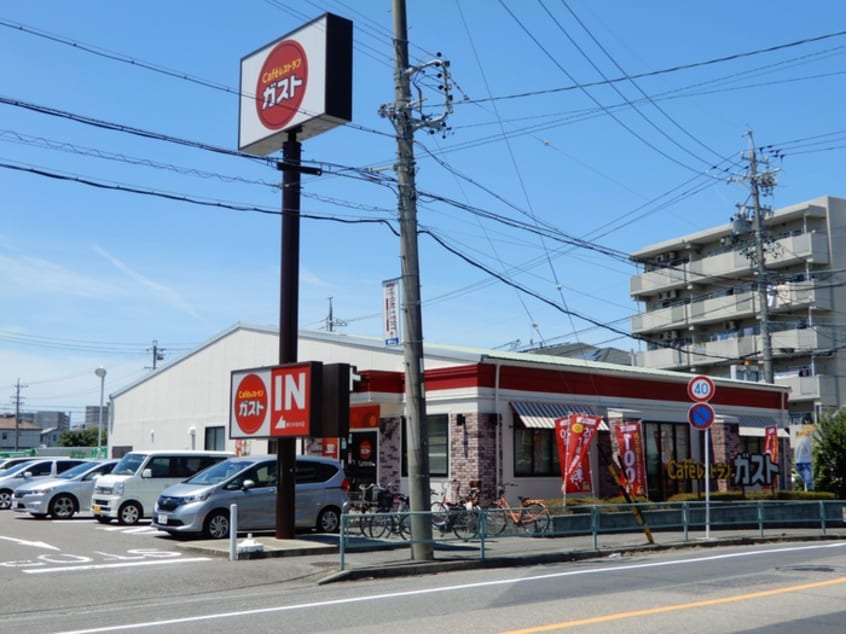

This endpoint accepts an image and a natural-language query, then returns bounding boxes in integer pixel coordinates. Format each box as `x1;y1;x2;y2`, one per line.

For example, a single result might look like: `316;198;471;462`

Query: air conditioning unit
661;330;680;340
658;289;678;301
724;320;738;331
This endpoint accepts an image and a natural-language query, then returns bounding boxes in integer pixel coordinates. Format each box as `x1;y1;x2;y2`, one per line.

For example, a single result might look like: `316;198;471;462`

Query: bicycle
430;479;480;541
484;482;551;537
362;482;410;540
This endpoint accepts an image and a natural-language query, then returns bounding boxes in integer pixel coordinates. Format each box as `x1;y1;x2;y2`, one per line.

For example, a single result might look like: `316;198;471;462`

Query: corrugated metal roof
510;401;608;430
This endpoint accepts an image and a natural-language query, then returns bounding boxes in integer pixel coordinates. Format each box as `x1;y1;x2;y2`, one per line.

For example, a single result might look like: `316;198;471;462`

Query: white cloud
93;244;198;318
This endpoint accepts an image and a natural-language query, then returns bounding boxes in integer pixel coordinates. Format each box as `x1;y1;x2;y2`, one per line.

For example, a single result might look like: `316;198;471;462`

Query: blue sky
2;1;845;423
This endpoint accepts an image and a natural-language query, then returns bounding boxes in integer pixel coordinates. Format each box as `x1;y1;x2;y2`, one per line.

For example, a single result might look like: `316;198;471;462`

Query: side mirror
242;479;256;491
142;468;153;479
22;471;33;478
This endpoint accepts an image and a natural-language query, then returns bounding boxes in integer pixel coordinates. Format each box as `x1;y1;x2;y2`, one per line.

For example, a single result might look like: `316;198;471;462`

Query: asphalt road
2;509;845;633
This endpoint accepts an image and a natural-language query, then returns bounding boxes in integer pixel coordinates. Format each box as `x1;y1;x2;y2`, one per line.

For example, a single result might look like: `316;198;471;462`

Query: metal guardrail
338;500;846;571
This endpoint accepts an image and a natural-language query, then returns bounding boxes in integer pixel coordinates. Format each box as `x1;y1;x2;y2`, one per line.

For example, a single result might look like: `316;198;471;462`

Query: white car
12;459;118;519
0;458;88;510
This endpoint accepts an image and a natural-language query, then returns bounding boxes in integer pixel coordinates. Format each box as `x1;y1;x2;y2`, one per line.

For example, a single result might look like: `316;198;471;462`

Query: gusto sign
230;363;316;438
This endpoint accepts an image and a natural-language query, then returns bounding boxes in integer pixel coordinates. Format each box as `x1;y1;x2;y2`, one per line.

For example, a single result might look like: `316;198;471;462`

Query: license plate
93;505;101;514
157;514;167;525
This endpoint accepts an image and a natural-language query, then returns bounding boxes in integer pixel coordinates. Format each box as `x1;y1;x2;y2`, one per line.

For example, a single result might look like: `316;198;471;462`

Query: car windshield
185;459;261;485
56;461;100;480
0;459;34;472
0;461;39;478
112;453;145;476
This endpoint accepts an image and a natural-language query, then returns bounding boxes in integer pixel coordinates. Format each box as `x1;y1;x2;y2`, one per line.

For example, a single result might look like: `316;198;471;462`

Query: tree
58;427;103;447
813;409;846;497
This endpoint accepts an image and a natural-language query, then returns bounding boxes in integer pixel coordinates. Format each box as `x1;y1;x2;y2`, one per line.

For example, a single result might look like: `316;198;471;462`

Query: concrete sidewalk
170;526;846;585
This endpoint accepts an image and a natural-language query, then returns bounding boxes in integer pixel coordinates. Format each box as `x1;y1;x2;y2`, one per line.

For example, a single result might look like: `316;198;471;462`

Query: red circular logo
256;39;308;130
234;373;268;435
359;439;373;461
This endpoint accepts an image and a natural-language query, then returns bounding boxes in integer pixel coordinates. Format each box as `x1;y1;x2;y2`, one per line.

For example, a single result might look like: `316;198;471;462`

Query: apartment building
630;195;846;425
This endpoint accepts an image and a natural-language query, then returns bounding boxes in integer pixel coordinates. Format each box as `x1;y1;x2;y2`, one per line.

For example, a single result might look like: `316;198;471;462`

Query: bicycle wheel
452;509;479;541
364;511;392;539
520;504;551;537
430;501;449;532
483;506;508;536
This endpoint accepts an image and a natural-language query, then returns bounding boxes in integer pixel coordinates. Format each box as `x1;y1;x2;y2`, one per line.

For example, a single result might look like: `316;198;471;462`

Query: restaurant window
205;426;225;451
401;414;448;477
513;427;560;476
644;422;691;500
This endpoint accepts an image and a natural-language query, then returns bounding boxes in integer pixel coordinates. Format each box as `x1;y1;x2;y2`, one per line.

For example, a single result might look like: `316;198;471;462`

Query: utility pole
13;378;27;451
381;0;453;560
732;130;778;383
147;340;165;371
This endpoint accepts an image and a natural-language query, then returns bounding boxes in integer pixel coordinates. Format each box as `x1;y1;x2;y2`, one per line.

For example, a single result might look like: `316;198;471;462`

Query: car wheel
49;494;78;519
0;489;12;510
317;506;341;533
203;510;230;539
118;501;142;525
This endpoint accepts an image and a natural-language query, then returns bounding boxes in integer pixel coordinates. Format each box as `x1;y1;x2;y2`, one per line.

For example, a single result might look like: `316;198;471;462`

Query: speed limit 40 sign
687;374;715;402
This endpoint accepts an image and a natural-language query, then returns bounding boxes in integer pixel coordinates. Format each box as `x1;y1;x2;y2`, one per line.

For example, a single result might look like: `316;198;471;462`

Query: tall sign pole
276;131;302;539
391;0;433;560
238;13;352;540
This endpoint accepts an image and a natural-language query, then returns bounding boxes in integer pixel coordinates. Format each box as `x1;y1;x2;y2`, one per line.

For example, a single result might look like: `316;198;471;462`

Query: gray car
12;459;118;519
0;458;88;509
151;455;349;539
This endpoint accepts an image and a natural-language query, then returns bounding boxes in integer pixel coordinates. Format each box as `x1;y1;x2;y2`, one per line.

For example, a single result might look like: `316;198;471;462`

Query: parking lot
0;505;211;578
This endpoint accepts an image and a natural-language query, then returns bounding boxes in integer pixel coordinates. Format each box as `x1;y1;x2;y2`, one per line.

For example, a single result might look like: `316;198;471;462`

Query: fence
338;500;846;571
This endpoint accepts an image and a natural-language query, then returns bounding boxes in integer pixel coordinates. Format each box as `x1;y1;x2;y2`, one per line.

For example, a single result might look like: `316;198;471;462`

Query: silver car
0;458;88;509
12;459;118;519
152;455;350;539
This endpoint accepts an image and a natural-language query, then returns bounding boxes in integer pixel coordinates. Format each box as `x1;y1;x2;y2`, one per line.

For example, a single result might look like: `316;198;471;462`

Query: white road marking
54;542;846;633
23;557;211;574
0;535;60;551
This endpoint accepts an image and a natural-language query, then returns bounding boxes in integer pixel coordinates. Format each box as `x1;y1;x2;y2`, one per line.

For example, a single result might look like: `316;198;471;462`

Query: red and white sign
229;363;318;438
555;415;601;494
614;421;647;497
238;13;352;155
687;374;716;402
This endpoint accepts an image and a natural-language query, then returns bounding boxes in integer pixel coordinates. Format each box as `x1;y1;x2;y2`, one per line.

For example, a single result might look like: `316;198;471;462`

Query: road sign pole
705;429;710;539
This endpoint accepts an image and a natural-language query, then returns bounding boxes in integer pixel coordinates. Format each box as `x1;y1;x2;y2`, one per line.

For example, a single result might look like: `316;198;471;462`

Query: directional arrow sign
688;402;715;430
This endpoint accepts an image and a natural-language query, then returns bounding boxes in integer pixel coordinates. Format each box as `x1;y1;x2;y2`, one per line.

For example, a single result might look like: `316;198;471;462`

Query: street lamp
95;366;107;457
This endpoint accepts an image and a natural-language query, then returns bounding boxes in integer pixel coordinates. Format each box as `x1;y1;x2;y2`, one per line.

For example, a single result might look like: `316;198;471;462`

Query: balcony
771;328;820;353
768;232;830;267
771;280;833;313
630;265;687;296
778;373;838;404
631;303;687;334
687;289;756;326
635;346;686;370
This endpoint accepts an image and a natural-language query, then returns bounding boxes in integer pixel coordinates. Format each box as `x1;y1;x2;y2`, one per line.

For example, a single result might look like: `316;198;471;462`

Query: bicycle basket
376;489;394;508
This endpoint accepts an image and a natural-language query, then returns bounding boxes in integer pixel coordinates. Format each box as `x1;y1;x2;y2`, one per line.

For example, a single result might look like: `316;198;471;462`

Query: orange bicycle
484;482;550;537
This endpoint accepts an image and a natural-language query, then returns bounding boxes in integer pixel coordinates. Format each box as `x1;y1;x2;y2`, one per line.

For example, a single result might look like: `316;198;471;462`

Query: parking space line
23;557;211;574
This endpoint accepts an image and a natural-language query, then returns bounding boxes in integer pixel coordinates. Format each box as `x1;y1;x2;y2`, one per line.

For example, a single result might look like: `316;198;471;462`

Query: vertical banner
764;425;779;488
555;414;601;494
382;277;401;346
792;424;815;490
614;421;647;497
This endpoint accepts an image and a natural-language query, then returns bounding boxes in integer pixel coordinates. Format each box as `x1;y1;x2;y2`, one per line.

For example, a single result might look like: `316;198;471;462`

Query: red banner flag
614;421;647;497
555;414;601;494
764;425;779;488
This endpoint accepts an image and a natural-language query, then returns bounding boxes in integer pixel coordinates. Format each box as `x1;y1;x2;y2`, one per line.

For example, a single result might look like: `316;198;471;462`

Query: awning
510;401;608;431
739;426;789;438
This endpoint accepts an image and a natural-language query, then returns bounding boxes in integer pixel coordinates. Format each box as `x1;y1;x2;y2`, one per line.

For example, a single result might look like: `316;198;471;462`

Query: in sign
687;375;715;402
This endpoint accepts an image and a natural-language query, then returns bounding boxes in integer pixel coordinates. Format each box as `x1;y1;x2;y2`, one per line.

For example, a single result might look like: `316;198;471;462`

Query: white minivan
91;450;232;525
